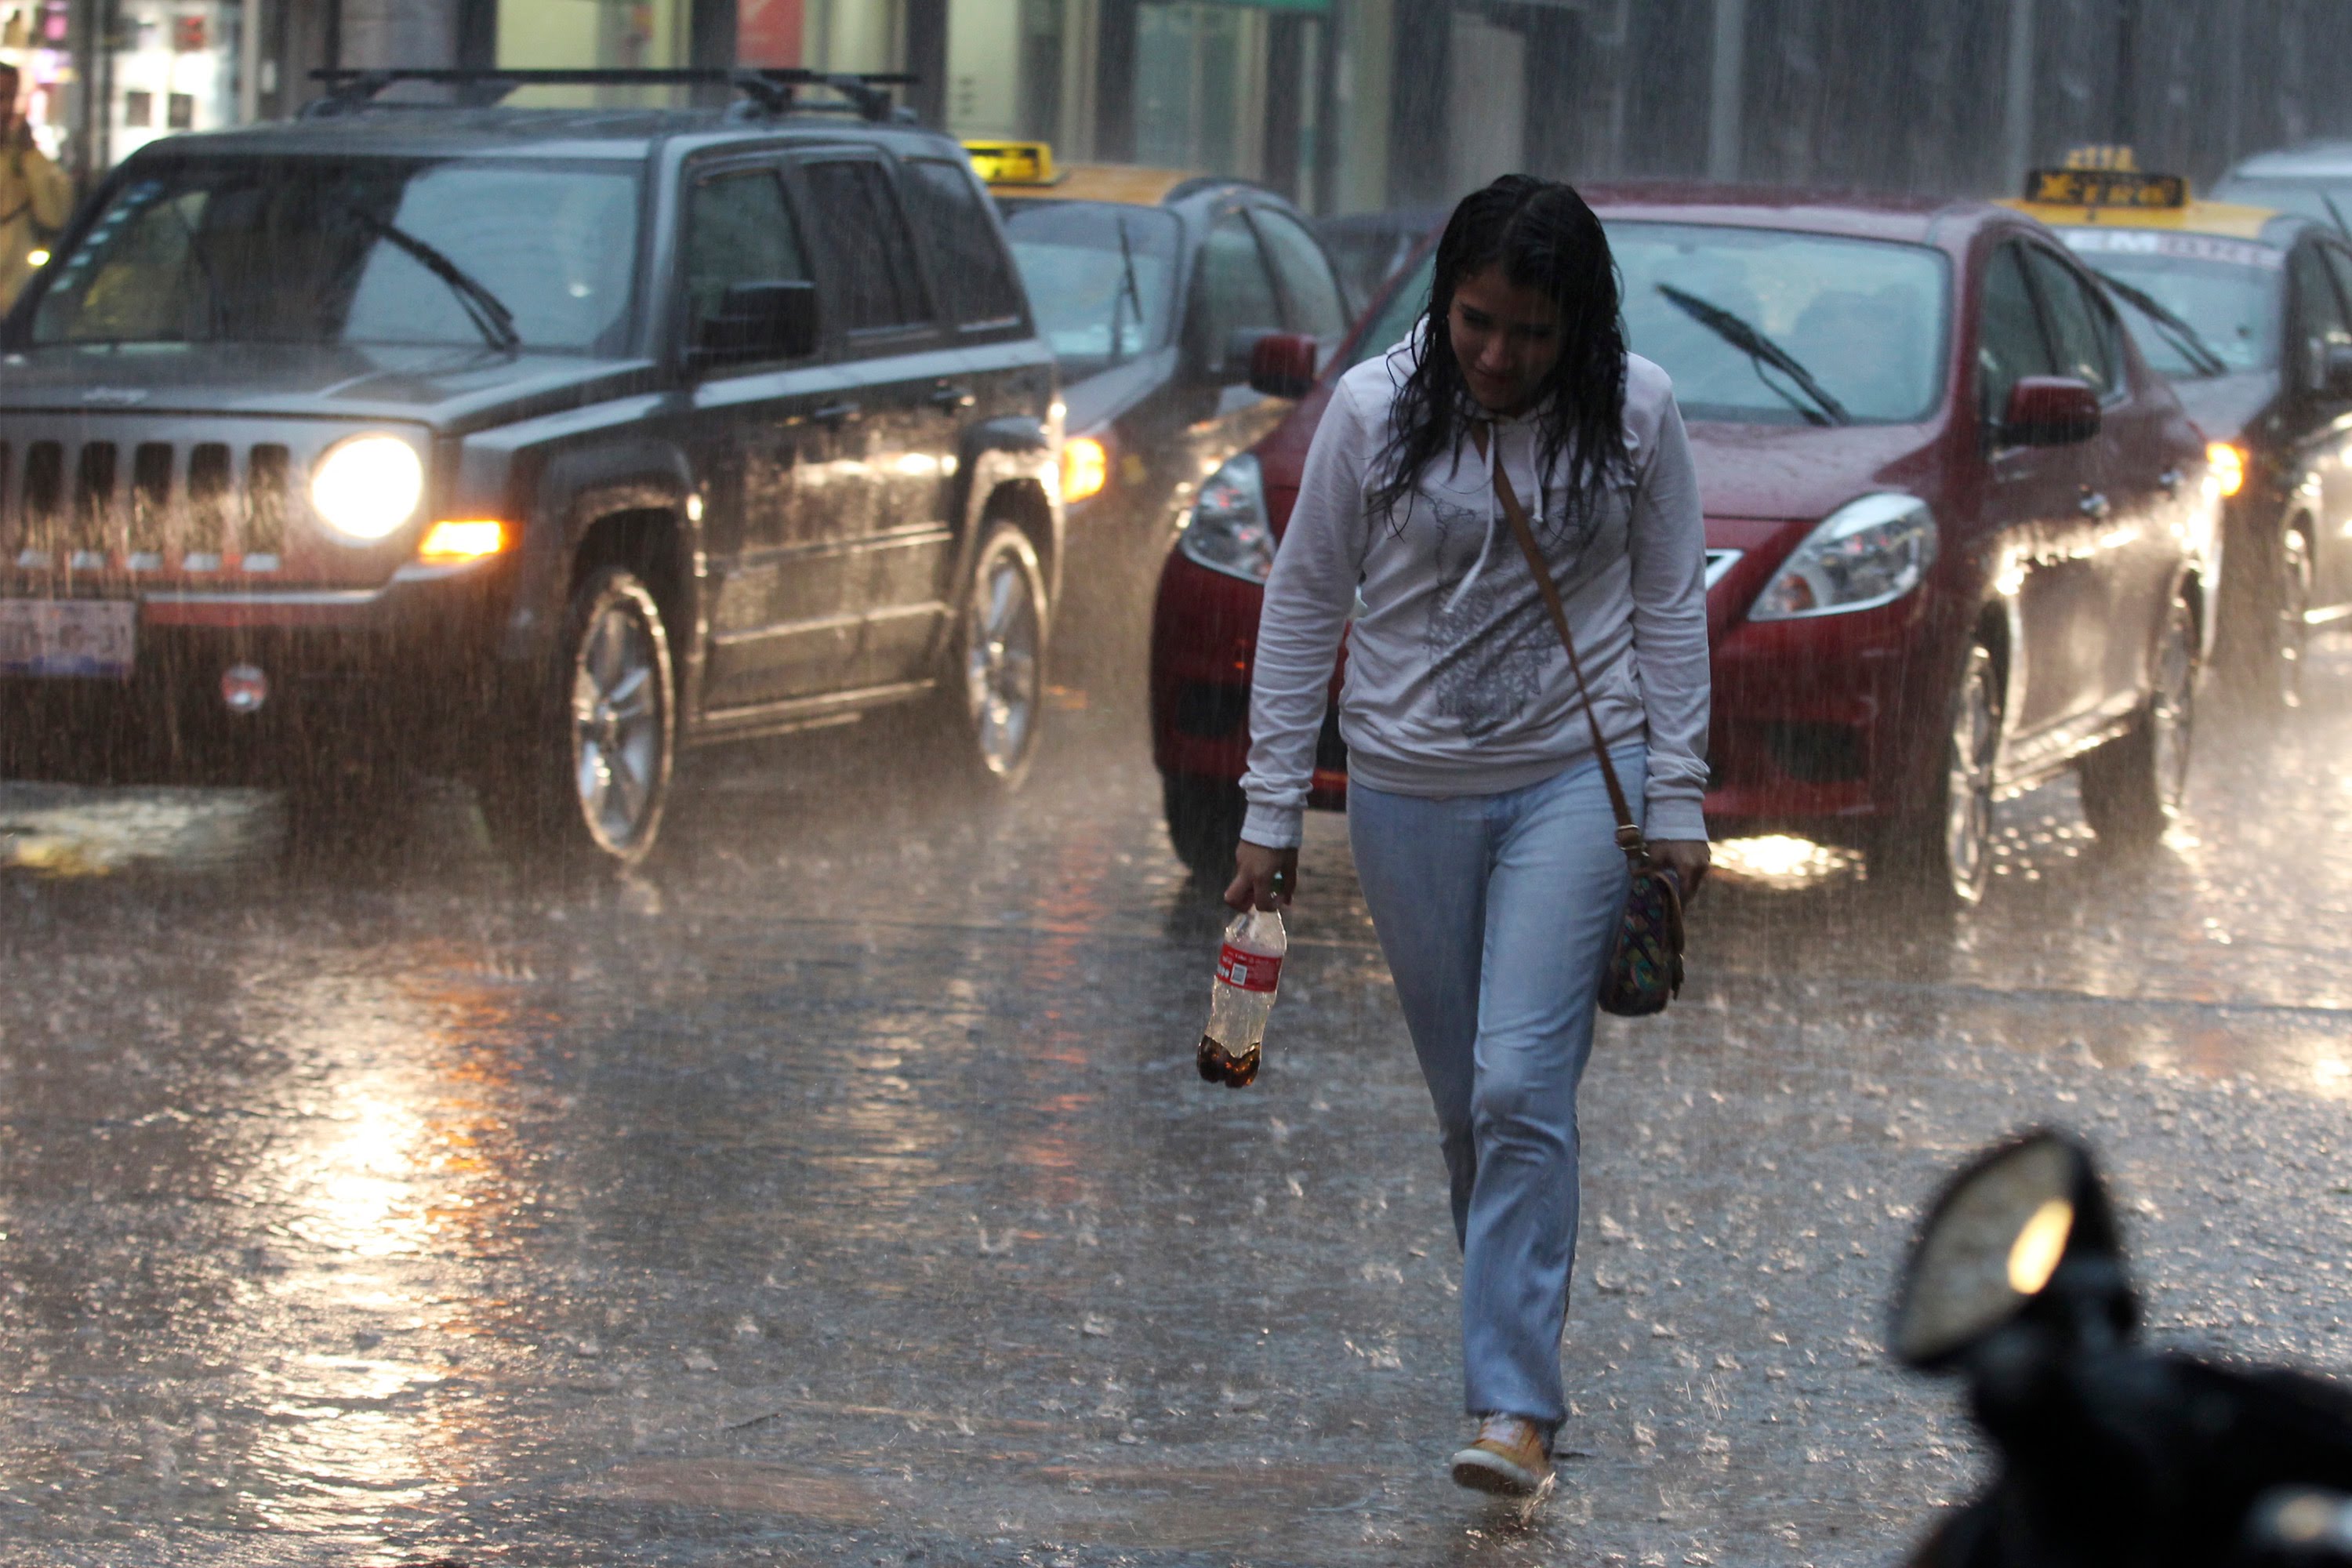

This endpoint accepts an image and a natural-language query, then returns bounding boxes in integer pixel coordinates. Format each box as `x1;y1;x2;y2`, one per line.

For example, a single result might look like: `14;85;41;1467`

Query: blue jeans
1347;746;1646;1428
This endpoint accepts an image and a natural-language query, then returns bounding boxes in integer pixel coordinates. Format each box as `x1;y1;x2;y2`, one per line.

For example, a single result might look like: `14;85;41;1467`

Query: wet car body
0;74;1063;865
987;162;1351;622
1151;187;2221;901
2008;195;2352;706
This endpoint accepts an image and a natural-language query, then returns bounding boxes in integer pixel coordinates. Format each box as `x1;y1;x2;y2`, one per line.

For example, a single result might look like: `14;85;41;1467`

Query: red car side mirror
1248;332;1319;400
2002;376;2100;446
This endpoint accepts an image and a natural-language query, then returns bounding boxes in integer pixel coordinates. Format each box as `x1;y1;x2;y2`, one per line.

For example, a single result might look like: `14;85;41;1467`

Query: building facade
31;0;2352;214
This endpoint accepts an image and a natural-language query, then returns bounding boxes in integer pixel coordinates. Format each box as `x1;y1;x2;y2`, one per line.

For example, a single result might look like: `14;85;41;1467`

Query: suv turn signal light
1062;437;1109;503
418;519;509;561
2206;441;2245;499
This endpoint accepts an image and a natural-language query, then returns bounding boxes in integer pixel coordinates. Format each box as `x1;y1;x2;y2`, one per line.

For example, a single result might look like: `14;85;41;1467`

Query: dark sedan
2008;180;2352;707
975;146;1352;639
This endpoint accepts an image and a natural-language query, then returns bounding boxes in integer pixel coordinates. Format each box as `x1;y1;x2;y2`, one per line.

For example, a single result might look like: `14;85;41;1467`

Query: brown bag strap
1482;429;1647;862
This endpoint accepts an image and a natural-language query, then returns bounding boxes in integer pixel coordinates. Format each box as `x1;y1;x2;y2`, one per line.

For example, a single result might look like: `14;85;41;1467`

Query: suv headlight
1177;453;1274;583
311;434;424;543
1751;493;1936;620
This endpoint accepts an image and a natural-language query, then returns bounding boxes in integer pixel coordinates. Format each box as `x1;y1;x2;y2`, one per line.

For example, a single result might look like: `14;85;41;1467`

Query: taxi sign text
2024;168;2188;210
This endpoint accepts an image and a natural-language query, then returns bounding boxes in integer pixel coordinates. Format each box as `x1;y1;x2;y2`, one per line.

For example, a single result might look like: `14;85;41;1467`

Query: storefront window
1135;2;1251;173
107;0;243;162
498;0;691;92
0;0;79;167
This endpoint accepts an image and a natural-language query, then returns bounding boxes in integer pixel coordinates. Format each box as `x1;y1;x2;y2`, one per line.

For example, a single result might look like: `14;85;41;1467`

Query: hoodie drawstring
1444;422;1504;614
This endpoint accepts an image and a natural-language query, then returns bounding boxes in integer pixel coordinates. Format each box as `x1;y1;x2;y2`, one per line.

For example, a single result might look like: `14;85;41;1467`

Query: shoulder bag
1489;450;1686;1018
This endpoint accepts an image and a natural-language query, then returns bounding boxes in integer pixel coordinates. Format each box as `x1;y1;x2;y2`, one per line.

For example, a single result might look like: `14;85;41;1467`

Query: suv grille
5;435;296;572
0;418;426;589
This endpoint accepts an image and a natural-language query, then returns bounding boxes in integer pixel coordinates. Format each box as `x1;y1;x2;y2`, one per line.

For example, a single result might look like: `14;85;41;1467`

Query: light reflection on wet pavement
3;653;2350;1565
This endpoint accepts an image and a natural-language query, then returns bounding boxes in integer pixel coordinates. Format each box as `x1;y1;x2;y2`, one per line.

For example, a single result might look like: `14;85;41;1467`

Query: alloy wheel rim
2151;607;2194;815
570;601;663;850
964;550;1039;776
1944;655;1998;901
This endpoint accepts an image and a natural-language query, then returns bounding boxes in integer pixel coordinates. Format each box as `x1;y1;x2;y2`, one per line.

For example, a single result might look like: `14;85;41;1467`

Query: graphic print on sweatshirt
1418;481;1617;741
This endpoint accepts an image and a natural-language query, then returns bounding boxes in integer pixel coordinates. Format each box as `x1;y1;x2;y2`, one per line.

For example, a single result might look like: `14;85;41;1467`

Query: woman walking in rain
1226;175;1711;1497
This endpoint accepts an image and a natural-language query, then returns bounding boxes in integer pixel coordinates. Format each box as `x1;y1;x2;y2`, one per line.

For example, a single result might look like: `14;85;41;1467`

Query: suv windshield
29;155;641;353
2059;230;2283;376
1332;225;1949;425
1000;202;1181;377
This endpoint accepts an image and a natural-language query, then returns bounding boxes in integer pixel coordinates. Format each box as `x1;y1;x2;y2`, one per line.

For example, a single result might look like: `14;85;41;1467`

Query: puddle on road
0;782;278;876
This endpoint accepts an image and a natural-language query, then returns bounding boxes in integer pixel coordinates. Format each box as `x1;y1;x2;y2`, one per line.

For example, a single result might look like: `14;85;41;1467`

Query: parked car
970;141;1352;634
0;68;1063;869
2215;142;2352;227
1151;188;2223;906
2005;165;2352;707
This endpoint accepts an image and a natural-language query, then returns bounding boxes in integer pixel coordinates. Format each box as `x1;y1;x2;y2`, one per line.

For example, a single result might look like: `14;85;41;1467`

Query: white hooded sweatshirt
1239;340;1711;848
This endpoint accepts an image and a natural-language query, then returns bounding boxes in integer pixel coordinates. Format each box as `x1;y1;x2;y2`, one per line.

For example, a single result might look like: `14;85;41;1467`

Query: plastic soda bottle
1199;906;1287;1087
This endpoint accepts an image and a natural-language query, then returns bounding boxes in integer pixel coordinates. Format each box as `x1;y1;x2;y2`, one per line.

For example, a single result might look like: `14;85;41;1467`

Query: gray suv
0;69;1063;867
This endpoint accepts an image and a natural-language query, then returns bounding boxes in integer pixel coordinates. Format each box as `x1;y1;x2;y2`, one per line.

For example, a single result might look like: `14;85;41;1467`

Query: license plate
0;599;136;677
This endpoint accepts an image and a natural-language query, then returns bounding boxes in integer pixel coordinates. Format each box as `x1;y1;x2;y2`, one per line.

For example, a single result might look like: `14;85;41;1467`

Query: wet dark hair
1371;175;1628;532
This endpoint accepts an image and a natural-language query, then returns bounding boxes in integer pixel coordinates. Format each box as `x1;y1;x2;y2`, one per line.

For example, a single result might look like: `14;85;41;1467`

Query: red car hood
1258;394;1943;530
1686;421;1945;521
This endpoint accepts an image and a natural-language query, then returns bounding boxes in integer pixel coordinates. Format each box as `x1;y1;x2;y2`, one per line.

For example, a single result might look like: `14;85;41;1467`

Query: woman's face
1447;263;1564;416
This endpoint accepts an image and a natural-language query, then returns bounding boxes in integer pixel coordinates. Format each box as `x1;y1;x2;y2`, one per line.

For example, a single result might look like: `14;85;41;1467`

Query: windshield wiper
1656;283;1850;426
1112;215;1145;364
337;203;521;352
2092;268;2230;378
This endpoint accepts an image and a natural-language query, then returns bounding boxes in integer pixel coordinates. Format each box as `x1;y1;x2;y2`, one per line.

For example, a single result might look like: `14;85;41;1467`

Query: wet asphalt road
4;641;2352;1568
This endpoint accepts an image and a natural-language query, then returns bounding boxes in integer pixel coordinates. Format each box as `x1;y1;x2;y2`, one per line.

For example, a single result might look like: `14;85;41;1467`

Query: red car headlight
1750;493;1937;620
1177;453;1275;583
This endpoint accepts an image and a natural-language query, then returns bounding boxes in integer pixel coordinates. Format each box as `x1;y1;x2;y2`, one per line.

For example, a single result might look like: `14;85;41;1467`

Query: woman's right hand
1225;840;1299;912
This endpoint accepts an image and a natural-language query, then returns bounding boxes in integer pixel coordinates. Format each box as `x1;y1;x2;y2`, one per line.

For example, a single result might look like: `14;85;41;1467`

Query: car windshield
1000;202;1181;377
1612;223;1950;424
29;155;641;352
2213;176;2352;227
2057;230;2282;376
1330;223;1948;425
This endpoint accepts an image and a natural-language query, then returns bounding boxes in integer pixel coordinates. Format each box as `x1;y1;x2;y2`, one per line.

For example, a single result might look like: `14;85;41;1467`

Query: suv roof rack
306;67;918;123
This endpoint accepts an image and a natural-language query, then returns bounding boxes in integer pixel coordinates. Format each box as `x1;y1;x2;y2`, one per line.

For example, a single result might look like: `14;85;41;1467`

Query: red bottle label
1215;942;1282;993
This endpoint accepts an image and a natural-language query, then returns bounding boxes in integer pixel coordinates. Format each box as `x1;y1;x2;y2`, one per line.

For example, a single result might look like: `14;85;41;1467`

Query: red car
1150;189;2224;904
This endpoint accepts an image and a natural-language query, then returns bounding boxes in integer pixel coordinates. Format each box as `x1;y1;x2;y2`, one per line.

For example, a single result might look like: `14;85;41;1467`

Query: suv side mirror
694;280;818;368
1247;332;1319;398
2001;376;2101;446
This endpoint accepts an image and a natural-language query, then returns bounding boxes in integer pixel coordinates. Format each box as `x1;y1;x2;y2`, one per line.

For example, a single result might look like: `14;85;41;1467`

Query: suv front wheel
942;521;1048;792
485;564;677;869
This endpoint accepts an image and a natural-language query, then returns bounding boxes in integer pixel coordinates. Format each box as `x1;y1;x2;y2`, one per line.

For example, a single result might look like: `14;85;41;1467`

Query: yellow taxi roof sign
967;141;1203;207
1999;194;2279;240
966;140;1060;187
2002;145;2283;238
2022;166;2187;211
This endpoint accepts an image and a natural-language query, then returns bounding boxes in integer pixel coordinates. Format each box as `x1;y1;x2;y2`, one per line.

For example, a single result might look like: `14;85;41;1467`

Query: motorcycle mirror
1891;1128;2111;1369
2244;1488;2352;1565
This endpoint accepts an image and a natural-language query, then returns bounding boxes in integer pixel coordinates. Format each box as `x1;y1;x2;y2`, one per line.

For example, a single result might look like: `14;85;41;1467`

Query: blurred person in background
0;63;69;312
1228;176;1711;1498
